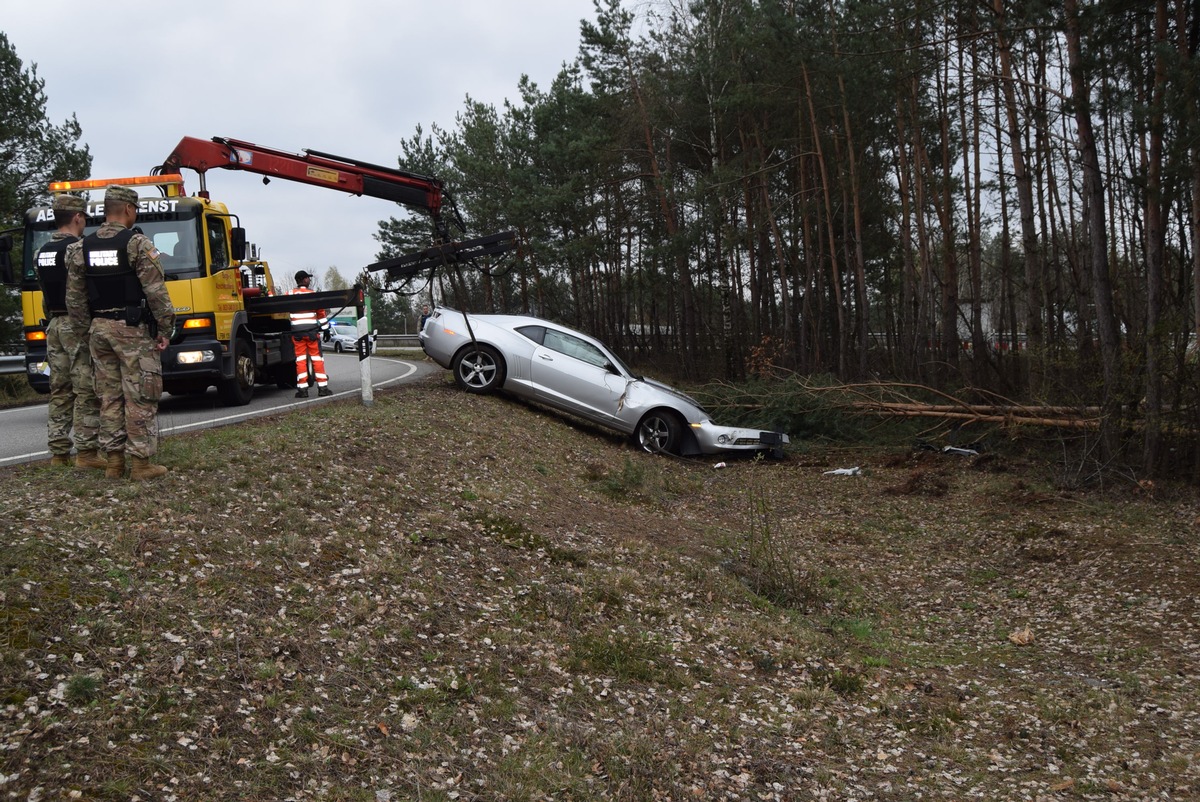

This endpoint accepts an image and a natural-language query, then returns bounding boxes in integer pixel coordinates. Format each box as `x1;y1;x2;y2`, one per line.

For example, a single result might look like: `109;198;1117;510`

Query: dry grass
0;376;42;409
1;374;1197;801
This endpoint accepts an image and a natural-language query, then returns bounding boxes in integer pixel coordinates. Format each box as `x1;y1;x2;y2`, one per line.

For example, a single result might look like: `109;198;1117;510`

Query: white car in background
327;324;365;353
419;306;789;457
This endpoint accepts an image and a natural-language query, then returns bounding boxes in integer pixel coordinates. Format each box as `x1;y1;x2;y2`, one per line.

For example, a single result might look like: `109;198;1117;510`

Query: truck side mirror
231;227;247;262
0;234;14;285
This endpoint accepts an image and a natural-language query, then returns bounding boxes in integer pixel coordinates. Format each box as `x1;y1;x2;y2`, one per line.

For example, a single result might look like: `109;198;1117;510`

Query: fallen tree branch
847;401;1101;429
701;372;1109;431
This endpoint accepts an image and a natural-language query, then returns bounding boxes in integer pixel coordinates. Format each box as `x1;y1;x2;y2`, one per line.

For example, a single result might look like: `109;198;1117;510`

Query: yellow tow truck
0;135;517;405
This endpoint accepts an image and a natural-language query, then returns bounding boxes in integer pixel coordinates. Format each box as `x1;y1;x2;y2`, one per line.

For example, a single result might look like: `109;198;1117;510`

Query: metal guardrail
1;341;25;376
374;334;420;349
0;354;25;376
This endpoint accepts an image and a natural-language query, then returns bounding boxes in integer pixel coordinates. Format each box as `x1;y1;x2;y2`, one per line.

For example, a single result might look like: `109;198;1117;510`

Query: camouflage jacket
65;222;175;337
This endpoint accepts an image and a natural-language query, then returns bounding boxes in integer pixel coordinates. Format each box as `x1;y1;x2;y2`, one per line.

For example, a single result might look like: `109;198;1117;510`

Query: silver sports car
419;307;789;457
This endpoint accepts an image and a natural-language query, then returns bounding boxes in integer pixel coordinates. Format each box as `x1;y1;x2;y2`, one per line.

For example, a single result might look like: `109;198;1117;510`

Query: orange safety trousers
292;336;328;388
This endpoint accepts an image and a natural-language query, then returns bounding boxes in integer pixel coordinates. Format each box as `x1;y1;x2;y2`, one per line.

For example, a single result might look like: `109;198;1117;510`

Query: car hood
640;377;706;413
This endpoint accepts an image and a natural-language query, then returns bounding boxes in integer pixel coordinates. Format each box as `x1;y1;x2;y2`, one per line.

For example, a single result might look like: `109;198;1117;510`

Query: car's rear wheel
453;344;505;394
636;410;682;455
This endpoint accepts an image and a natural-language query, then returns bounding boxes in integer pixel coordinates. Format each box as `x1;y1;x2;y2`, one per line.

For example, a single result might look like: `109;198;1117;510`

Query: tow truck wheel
218;338;255;406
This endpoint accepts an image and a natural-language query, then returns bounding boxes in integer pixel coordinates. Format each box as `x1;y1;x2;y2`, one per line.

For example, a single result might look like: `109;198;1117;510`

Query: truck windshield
136;218;204;279
22;211;205;282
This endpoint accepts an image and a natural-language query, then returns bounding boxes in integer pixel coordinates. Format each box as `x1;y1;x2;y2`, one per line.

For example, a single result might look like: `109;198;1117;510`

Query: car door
528;329;627;428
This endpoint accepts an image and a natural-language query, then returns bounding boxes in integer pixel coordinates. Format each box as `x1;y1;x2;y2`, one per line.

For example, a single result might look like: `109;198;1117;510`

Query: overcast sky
4;0;601;286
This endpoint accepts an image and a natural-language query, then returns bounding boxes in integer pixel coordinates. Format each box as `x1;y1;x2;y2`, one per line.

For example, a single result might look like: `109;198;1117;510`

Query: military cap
51;194;86;213
104;185;139;206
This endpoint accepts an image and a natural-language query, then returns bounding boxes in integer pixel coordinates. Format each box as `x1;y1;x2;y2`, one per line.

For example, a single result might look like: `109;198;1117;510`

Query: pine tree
0;32;91;341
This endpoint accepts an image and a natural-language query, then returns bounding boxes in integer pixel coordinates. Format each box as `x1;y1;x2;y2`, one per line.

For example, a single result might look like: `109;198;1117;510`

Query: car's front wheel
453;344;505;394
636;410;681;454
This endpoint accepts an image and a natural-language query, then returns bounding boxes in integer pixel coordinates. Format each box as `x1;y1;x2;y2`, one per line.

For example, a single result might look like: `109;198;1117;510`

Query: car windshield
607;348;636;377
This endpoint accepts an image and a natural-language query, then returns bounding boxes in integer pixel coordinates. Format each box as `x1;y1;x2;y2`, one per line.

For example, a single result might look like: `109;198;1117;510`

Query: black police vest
35;236;80;313
83;229;145;312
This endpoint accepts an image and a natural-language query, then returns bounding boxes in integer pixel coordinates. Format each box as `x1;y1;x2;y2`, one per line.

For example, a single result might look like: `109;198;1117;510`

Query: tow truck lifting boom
159;136;464;242
158;135;518;287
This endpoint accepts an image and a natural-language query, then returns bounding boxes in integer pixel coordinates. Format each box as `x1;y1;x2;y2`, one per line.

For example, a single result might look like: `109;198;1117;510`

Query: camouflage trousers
46;316;100;455
89;318;164;459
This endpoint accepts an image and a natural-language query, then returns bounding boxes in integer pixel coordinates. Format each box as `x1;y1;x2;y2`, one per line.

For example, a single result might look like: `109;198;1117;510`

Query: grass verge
1;375;1197;800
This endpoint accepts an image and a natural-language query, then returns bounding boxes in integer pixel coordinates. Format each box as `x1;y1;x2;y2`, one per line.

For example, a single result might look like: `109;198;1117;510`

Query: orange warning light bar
49;174;186;197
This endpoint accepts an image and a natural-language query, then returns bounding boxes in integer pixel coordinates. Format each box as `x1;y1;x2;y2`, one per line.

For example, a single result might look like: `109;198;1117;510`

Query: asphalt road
0;353;438;468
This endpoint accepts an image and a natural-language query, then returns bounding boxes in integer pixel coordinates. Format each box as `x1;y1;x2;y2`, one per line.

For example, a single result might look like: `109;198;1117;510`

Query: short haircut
105;200;134;219
53;209;82;225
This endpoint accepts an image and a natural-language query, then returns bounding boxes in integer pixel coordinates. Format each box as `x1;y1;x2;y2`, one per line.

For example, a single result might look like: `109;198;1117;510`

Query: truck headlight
176;350;215;365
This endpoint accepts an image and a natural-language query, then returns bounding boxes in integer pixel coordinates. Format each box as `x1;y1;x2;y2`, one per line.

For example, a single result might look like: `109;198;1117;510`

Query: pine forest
374;0;1200;474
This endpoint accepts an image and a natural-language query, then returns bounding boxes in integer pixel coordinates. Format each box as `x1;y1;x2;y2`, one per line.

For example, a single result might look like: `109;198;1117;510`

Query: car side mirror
0;234;14;285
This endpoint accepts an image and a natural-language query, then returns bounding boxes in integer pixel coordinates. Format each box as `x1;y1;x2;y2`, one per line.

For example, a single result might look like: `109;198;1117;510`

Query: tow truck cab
14;176;290;400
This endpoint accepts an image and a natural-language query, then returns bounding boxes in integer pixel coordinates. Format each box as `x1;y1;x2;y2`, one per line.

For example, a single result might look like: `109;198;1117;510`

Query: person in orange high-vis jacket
289;270;332;398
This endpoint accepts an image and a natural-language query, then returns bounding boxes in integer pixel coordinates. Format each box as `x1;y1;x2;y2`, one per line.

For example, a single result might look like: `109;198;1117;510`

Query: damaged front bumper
690;422;790;457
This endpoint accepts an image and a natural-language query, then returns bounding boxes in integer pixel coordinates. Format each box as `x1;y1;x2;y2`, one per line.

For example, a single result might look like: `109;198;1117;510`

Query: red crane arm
160;136;445;220
157;135;517;279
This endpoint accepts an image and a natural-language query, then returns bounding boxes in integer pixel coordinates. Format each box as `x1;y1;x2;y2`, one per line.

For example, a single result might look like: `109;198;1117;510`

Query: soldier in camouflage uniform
65;185;176;481
36;193;104;469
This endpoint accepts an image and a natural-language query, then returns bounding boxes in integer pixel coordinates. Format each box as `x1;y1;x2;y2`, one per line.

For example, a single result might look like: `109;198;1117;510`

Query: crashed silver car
420;306;789;456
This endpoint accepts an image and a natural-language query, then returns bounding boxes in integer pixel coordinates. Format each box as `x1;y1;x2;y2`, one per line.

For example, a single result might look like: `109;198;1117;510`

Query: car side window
516;325;545;345
544;329;609;369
